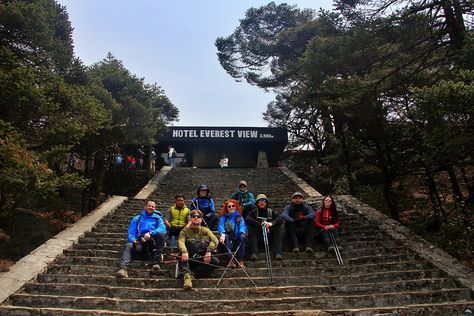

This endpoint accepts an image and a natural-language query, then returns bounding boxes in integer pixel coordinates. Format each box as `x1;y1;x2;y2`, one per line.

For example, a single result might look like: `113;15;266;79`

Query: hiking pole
261;222;274;285
329;229;344;265
216;241;256;288
165;253;224;270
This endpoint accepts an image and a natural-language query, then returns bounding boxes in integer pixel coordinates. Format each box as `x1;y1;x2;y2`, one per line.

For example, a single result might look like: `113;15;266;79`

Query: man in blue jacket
117;200;166;278
281;192;315;254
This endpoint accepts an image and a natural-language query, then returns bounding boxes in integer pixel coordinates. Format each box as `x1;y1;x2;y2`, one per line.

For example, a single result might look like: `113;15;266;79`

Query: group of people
116;181;341;290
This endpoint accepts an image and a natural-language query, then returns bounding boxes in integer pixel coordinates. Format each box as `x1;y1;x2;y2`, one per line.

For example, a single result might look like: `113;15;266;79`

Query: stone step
61;246;412;260
2;302;474;316
53;253;419;268
46;260;432;278
8;288;472;313
76;235;389;245
71;239;401;252
36;269;446;288
23;278;459;300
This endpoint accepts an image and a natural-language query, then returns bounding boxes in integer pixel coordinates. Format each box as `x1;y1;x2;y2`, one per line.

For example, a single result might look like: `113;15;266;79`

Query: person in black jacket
281;192;315;254
245;194;284;261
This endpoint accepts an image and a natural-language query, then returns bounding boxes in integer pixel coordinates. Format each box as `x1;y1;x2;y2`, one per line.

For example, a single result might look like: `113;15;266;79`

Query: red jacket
314;207;339;229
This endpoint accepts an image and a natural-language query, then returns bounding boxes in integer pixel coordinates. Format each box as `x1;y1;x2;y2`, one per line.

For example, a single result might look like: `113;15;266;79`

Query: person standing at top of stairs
190;184;218;230
116;200;166;278
230;180;255;219
281;192;316;254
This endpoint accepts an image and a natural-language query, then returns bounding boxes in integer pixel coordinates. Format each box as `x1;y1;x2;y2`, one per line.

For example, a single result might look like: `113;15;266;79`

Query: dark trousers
168;226;184;238
179;240;219;278
248;224;282;256
220;233;246;261
319;228;340;248
285;219;315;250
203;212;218;230
119;233;165;269
242;205;253;219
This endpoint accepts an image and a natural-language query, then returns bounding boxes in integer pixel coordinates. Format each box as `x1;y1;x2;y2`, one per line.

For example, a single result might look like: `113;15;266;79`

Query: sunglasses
227;204;236;208
191;215;202;219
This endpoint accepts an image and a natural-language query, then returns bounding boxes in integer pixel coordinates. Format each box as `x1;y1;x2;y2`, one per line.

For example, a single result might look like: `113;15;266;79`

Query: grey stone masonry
340;195;474;292
0;166;473;315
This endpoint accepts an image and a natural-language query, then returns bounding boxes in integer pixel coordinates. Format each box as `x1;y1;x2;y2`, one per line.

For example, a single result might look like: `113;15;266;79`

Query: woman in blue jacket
218;199;247;268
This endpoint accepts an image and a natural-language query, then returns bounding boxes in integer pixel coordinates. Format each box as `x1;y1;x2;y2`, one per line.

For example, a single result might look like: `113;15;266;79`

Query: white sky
57;1;334;127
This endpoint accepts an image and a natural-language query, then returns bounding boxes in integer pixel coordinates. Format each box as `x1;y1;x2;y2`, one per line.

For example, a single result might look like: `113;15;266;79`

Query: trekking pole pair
329;229;344;265
261;222;274;285
216;241;256;288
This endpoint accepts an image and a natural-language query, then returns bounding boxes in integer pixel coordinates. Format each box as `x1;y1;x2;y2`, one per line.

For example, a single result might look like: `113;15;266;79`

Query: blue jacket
218;211;247;240
127;210;166;243
190;196;216;214
281;203;315;222
230;190;255;209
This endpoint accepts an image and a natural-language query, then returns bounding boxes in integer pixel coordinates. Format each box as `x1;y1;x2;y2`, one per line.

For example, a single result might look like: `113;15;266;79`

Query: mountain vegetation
216;1;473;264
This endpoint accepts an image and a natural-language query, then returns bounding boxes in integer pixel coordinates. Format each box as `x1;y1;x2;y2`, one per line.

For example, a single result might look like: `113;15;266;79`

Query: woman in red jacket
314;195;342;251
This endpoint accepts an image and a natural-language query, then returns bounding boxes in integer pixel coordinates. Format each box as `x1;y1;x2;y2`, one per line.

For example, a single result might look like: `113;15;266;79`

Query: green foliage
0;120;57;209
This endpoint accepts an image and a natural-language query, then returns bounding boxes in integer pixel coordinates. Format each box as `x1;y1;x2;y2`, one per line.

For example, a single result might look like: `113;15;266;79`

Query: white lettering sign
172;129;274;139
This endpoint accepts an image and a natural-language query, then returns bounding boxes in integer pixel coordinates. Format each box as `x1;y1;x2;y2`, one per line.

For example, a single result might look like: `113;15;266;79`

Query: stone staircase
1;167;473;315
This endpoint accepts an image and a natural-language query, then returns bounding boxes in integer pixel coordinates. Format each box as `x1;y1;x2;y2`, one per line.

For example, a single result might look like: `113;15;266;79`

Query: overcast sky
57;1;333;127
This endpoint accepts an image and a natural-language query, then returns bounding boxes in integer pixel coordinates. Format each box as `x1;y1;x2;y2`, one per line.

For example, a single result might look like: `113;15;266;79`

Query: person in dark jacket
218;199;247;268
190;184;218;230
116;200;166;278
281;192;315;254
245;194;284;261
315;195;342;251
230;180;255;218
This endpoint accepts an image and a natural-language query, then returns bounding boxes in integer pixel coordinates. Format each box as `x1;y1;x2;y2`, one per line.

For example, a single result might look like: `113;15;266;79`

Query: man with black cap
230;180;255;218
245;194;284;260
281;192;315;253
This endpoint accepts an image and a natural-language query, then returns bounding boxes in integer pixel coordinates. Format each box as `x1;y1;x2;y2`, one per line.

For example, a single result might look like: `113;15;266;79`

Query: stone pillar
257;150;269;168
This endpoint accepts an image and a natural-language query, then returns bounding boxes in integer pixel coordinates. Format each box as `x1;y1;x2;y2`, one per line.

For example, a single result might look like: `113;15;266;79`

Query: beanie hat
255;194;269;204
239;180;247;187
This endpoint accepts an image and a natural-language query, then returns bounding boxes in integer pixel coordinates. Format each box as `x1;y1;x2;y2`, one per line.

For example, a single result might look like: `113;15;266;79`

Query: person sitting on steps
116;200;166;278
178;209;219;290
165;194;189;249
230;180;255;219
315;195;342;252
245;193;284;261
281;192;315;254
190;184;218;230
218;199;247;268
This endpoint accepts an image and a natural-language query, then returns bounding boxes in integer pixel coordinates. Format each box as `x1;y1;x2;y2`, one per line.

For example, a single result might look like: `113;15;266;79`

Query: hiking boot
116;268;128;278
227;261;236;269
183;273;192;290
275;253;283;261
292;247;300;253
249;253;257;261
305;246;314;253
238;260;245;268
152;263;162;270
327;245;334;252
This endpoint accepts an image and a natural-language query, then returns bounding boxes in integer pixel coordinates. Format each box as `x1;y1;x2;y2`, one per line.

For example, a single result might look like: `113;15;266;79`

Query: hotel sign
160;126;287;142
